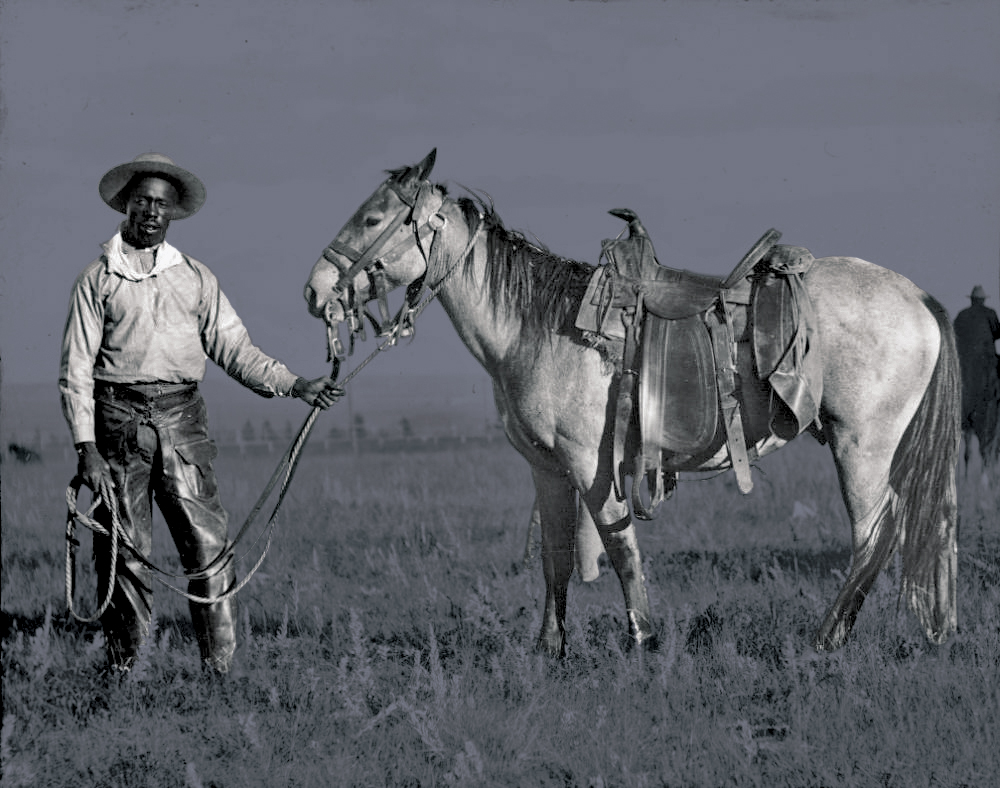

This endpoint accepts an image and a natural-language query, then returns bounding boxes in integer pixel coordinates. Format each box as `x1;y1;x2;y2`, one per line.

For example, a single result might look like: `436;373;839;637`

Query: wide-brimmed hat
98;153;206;219
971;285;988;300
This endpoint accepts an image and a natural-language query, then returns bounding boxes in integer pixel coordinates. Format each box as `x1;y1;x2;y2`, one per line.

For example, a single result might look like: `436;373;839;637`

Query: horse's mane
453;195;595;345
383;167;597;344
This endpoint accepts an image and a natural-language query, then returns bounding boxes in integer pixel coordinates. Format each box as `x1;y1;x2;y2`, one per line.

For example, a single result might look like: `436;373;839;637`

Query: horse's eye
365;215;382;228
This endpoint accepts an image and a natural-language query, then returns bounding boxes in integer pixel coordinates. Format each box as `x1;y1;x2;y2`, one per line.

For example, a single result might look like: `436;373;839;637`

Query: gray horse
305;150;960;655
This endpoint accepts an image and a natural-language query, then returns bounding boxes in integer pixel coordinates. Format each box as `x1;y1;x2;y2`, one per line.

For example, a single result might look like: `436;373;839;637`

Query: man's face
122;177;178;248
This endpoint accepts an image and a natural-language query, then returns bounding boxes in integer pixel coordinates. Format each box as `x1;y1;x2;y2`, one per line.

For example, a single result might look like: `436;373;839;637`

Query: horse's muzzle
304;286;348;328
304;256;344;320
304;283;323;318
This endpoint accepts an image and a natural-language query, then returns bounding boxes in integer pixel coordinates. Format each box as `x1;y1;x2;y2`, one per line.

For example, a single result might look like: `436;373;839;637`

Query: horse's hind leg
813;424;903;652
959;428;969;475
532;471;578;657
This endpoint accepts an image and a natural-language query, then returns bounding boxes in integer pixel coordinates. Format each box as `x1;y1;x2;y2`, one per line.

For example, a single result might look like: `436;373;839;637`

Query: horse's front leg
532;470;578;657
584;493;656;650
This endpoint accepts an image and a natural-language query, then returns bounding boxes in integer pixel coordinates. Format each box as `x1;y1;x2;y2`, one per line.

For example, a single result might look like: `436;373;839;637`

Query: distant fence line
218;432;508;457
6;428;510;464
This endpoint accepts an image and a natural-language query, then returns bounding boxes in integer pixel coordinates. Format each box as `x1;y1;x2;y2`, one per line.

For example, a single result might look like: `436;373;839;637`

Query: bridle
319;176;448;358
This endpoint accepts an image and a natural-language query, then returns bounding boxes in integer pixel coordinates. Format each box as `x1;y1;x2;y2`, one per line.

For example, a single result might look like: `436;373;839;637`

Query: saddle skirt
575;213;822;517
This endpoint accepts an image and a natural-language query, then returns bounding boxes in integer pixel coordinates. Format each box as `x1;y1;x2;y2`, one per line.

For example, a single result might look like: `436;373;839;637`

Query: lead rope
64;213;483;619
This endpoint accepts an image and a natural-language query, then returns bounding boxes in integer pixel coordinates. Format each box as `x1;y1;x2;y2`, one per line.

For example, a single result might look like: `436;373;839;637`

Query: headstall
320;178;447;358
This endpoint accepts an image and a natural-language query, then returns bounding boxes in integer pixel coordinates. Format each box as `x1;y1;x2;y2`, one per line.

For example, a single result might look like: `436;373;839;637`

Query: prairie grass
2;436;999;787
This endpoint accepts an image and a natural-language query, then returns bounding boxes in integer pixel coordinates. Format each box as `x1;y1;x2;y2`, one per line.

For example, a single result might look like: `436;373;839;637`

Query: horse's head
304;149;447;356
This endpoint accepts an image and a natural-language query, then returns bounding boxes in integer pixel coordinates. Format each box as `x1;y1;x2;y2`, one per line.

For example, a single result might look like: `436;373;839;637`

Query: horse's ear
415;148;437;181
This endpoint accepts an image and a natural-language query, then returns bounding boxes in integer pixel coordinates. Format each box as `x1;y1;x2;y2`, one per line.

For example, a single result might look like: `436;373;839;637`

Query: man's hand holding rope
75;441;113;493
292;375;344;409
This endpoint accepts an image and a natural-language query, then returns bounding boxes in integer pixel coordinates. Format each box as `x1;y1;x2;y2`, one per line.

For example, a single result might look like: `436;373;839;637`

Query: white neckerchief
103;230;185;282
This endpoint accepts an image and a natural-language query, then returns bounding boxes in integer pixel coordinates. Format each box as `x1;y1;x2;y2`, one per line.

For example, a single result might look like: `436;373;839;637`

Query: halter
320;177;447;358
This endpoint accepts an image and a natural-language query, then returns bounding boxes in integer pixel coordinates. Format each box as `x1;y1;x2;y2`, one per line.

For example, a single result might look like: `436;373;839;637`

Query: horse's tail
892;293;961;643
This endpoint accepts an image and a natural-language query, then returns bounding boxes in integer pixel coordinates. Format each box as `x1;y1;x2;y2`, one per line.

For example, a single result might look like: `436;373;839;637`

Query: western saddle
575;209;821;519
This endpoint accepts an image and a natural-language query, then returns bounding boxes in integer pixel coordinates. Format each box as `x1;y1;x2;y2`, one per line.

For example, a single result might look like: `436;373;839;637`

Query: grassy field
2;434;999;787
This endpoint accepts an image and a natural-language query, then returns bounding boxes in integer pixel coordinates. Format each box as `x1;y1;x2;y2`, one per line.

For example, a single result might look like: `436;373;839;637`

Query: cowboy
60;153;343;675
954;284;1000;436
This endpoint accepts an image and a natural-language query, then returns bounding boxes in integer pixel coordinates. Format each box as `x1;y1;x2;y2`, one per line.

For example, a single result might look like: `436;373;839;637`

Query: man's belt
95;381;198;410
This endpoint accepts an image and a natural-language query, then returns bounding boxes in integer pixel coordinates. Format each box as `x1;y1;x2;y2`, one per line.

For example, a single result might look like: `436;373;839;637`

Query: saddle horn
609;208;650;241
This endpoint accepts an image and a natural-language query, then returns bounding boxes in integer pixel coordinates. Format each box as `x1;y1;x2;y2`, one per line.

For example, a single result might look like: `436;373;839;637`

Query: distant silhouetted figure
954;285;1000;468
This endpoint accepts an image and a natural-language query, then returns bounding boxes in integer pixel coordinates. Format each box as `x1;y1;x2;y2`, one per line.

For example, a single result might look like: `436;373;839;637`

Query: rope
65;476;120;623
65;375;329;616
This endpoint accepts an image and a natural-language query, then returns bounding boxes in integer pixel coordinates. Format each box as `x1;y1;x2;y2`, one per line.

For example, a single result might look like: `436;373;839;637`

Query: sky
0;0;997;406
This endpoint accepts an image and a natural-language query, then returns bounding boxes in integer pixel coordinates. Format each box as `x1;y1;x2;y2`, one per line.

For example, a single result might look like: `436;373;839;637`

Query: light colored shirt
60;230;299;443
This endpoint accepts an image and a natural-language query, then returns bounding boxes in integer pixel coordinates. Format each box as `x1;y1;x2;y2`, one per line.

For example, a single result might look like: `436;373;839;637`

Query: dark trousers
93;382;236;672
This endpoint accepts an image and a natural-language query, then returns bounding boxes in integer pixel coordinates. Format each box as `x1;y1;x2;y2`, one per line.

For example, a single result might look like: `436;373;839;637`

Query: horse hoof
812;628;847;653
626;632;660;654
535;636;565;659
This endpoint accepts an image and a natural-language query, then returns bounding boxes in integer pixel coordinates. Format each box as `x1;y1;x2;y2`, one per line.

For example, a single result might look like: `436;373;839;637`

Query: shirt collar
102;226;185;282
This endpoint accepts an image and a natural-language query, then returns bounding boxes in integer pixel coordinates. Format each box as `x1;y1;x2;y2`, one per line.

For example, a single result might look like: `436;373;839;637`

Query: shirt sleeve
197;268;299;397
59;267;104;444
